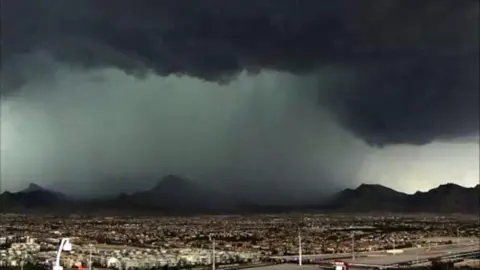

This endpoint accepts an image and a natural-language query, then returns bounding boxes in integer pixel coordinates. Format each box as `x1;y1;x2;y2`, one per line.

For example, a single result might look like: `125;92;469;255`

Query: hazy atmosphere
1;0;478;203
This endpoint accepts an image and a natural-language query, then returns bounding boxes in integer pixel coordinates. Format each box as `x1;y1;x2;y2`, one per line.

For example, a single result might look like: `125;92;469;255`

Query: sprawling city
1;213;479;269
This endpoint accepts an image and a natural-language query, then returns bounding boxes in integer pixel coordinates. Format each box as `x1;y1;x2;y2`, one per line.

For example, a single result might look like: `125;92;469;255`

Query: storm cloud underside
1;0;479;199
3;0;479;145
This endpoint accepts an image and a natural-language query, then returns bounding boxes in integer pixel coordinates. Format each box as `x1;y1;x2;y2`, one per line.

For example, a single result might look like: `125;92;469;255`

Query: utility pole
393;238;396;255
351;232;355;260
456;228;460;246
298;229;302;266
89;244;93;270
209;233;216;270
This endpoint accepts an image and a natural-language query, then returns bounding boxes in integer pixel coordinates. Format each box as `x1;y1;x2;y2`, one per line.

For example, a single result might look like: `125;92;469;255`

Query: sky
0;0;478;203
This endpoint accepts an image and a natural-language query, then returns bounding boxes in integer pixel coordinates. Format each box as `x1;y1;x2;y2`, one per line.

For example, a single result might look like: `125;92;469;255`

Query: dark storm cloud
2;0;479;145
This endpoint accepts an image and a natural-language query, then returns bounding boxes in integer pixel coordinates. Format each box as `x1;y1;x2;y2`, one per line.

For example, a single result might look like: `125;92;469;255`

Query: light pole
351;232;355;260
209;233;215;270
53;238;72;270
393;238;396;255
427;231;430;251
88;244;93;270
298;229;302;266
21;252;25;270
456;227;460;246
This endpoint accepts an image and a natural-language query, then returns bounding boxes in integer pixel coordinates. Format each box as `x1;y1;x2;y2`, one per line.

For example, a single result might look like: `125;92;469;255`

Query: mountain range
1;175;478;214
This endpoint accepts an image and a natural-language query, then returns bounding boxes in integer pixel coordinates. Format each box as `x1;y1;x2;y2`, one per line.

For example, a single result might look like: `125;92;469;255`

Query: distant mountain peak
162;174;188;184
29;183;43;188
357;183;386;189
428;183;466;194
18;183;69;200
437;182;462;189
21;183;46;193
151;174;196;191
324;182;478;213
356;183;401;193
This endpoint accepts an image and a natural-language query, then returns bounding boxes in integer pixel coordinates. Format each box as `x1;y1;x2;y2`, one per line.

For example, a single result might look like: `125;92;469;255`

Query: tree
0;243;12;250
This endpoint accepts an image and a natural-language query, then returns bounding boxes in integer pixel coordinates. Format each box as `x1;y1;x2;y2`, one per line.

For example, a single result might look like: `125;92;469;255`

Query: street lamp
298;229;302;266
456;227;460;246
393;238;396;255
88;244;94;270
209;234;216;270
21;252;26;270
351;232;355;260
53;238;72;270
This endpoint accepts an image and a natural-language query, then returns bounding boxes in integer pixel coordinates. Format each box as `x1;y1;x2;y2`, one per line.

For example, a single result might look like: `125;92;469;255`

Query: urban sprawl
0;214;479;269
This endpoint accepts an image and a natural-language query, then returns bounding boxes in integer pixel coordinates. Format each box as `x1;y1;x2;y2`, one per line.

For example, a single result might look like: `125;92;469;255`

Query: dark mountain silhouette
1;180;478;214
0;189;67;211
324;183;479;214
90;175;237;213
323;184;408;212
407;183;480;213
19;183;69;200
20;183;47;193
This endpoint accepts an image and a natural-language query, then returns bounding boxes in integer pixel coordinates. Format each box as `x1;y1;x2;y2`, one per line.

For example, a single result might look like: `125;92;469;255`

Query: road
270;240;480;263
248;242;479;270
